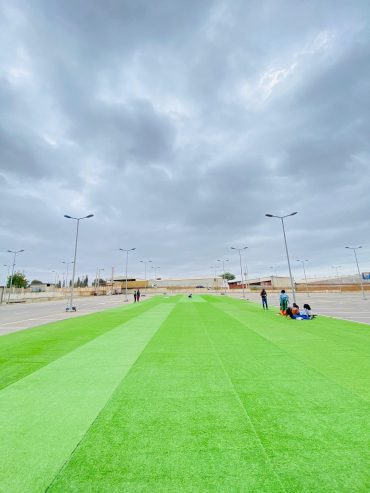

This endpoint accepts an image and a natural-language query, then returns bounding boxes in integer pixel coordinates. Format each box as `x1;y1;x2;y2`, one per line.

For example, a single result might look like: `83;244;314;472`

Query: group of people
133;289;141;303
279;290;314;320
260;288;315;320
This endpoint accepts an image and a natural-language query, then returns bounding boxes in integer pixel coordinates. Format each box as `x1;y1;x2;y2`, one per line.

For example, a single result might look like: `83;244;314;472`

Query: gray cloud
0;0;369;283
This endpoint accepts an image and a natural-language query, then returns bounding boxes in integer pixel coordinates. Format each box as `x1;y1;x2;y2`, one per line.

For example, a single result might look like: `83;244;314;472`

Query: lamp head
64;215;72;219
85;214;94;219
265;214;274;217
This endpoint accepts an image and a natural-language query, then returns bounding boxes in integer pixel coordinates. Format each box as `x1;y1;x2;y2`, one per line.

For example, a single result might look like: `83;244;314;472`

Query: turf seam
215;302;370;405
199;308;288;493
43;302;177;493
0;301;160;394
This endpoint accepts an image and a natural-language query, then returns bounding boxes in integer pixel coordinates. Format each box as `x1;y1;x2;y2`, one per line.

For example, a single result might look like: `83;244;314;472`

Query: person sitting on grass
279;290;289;314
292;303;300;316
286;304;315;320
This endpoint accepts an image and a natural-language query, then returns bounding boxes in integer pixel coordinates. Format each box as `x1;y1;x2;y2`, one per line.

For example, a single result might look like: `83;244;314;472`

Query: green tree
30;279;43;285
221;272;235;281
7;272;28;288
84;275;88;287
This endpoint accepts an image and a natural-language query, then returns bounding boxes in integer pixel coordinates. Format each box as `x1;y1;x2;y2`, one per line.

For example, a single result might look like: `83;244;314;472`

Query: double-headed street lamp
1;265;10;304
231;246;248;299
120;248;136;302
345;246;366;299
217;259;229;294
140;260;152;295
265;212;297;303
332;265;343;293
52;270;60;286
64;214;94;311
151;266;160;292
96;268;104;289
62;261;74;291
210;266;217;290
7;249;24;303
296;259;310;296
3;264;10;287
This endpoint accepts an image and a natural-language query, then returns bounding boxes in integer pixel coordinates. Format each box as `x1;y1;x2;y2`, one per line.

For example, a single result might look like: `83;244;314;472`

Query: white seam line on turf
0;302;176;492
218;303;370;404
43;301;177;493
200;314;288;493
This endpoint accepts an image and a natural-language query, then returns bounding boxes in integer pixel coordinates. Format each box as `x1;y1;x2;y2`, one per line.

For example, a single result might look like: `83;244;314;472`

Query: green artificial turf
0;295;369;492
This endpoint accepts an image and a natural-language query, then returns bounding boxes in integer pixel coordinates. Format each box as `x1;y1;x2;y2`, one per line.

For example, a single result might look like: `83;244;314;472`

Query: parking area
231;291;370;324
0;294;151;335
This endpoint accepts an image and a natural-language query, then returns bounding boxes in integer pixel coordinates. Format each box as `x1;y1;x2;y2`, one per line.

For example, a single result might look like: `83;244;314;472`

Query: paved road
230;291;370;325
0;294;152;335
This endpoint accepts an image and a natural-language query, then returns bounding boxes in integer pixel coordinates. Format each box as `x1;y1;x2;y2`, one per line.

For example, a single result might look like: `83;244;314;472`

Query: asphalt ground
0;293;152;335
233;291;370;325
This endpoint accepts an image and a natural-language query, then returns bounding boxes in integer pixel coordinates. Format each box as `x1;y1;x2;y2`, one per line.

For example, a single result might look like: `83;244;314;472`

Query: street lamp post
345;246;366;299
140;260;152;295
7;249;24;303
231;246;248;299
120;248;136;302
265;212;298;304
217;259;229;295
1;265;10;304
62;261;74;296
210;266;217;291
3;264;10;287
332;265;343;293
97;268;104;290
296;259;310;297
151;266;160;292
64;214;94;311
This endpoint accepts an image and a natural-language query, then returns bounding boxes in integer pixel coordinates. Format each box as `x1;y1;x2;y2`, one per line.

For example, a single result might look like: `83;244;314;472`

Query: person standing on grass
260;288;268;309
133;290;137;303
279;289;289;314
137;289;141;302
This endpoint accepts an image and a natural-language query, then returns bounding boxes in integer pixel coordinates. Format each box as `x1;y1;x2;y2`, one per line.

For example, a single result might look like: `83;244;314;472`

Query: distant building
155;277;223;289
228;276;291;289
111;276;224;289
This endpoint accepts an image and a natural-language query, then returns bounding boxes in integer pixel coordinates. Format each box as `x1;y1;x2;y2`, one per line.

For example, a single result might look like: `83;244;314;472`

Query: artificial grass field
0;295;369;492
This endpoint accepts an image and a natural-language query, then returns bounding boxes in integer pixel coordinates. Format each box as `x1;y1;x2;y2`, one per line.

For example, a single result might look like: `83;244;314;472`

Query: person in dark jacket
133;290;137;303
260;289;268;309
136;289;141;302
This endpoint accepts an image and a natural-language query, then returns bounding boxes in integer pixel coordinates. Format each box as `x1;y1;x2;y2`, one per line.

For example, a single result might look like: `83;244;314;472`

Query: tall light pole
1;265;10;304
3;264;10;287
345;246;366;299
97;268;104;289
140;260;152;295
231;246;248;299
151;266;160;292
210;266;217;291
332;265;343;293
265;212;297;304
64;214;94;311
62;261;74;292
120;248;136;302
217;259;229;294
51;270;59;287
296;259;310;297
7;249;24;303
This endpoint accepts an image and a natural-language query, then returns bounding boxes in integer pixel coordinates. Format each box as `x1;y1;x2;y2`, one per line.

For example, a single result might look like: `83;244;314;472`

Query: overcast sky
1;0;369;284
